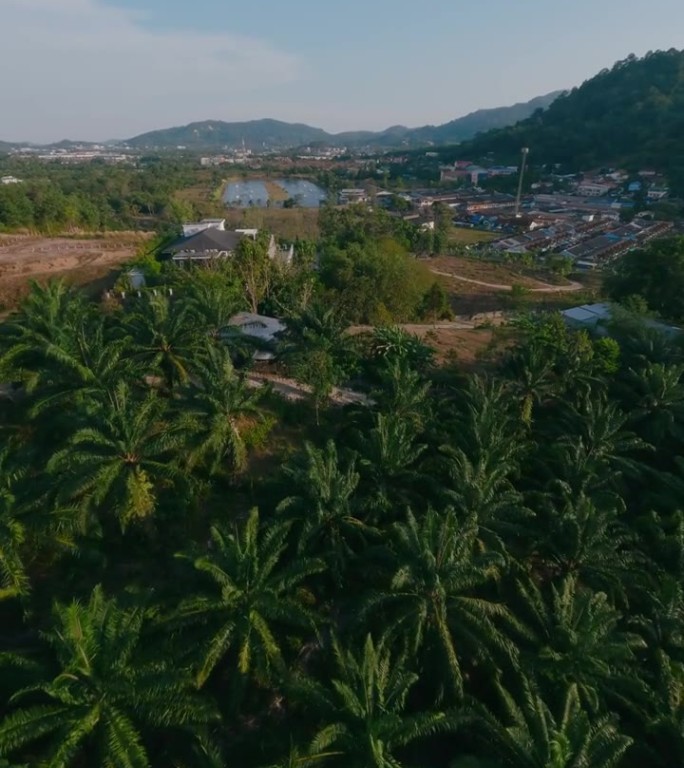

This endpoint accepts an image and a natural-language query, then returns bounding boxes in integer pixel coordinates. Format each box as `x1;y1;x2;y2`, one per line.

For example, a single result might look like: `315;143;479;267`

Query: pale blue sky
3;0;684;142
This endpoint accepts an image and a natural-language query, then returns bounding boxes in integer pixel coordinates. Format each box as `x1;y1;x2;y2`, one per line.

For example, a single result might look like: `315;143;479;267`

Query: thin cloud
0;0;303;142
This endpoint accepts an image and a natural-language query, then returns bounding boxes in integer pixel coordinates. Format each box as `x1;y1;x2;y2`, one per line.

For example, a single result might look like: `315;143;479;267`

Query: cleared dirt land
0;233;149;310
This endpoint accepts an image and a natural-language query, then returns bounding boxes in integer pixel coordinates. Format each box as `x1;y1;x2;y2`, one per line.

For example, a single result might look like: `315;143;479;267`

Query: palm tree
354;413;428;523
530;492;637;602
0;450;29;601
176;508;324;688
295;634;456;768
0;280;92;389
439;378;528;553
125;295;201;390
277;441;370;584
370;360;432;432
181;344;265;474
47;382;186;531
27;315;139;419
460;681;632;768
363;507;517;703
514;575;647;713
502;343;558;426
539;395;648;500
0;586;217;767
622;362;684;446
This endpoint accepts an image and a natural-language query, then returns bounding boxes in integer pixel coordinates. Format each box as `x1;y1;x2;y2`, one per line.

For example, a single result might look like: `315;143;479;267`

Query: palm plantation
1;227;684;768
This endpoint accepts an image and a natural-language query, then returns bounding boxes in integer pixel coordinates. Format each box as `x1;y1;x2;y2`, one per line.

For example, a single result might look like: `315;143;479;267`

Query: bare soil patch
0;232;149;310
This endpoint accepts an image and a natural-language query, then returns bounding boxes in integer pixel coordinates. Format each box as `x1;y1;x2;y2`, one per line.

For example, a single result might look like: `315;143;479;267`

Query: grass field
449;226;499;245
222;208;320;240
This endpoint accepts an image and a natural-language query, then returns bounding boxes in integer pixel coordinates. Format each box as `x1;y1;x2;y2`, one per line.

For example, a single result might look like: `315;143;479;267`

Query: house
182;218;227;237
338;189;368;205
227;312;287;361
162;223;286;264
576;182;615;197
228;313;286;342
647;187;669;201
562;302;681;336
1;176;22;185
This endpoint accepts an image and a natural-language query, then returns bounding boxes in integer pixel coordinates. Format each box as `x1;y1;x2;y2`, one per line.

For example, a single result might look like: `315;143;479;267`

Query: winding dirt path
430;268;583;293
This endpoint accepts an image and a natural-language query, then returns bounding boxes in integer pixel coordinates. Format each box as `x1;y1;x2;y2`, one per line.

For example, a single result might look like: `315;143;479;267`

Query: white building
182;218;226;237
1;176;22;185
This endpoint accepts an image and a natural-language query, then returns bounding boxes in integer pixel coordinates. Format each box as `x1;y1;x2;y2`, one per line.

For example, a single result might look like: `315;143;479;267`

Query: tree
181;345;265;474
277;441;368;585
363;508;516;703
295;634;456;768
126;295;201;391
0;586;216;767
175;509;324;688
234;233;274;313
514;576;647;713
605;237;684;322
47;382;187;531
462;681;632;768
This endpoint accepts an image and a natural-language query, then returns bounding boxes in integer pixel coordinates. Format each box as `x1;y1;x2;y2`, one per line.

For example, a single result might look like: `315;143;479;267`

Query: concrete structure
182;218;226;237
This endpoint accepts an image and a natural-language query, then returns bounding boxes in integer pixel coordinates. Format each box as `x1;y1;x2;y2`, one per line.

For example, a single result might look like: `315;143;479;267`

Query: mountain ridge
124;92;561;150
0;92;560;152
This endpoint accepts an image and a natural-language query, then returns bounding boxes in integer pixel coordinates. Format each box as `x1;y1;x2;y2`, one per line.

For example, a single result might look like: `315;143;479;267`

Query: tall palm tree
181;344;265;474
277;441;370;585
47;382;186;531
439;378;528;553
363;507;517;703
460;681;632;768
0;450;29;601
502;343;558;426
354;413;428;523
125;295;201;391
295;634;456;768
176;508;324;688
0;586;217;767
622;362;684;446
514;575;647;713
539;395;648;500
530;492;637;603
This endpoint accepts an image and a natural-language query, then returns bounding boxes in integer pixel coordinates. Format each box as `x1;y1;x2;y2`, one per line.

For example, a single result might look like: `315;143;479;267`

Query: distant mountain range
0;92;560;153
125;92;561;150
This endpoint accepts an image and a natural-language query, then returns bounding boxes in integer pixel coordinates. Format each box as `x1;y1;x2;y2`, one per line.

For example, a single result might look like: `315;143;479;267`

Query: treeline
1;252;684;765
0;157;221;233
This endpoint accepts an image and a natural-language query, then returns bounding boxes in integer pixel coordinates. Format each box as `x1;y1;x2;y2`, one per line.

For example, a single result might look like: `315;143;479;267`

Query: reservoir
223;179;327;208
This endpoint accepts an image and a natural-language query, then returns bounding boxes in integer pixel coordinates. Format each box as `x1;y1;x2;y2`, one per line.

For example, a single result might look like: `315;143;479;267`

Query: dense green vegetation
455;49;684;193
0;157;220;233
1;225;684;766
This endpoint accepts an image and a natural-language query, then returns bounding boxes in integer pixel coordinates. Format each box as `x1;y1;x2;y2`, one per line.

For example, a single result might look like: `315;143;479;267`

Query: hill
125;118;330;151
122;92;560;151
456;49;684;190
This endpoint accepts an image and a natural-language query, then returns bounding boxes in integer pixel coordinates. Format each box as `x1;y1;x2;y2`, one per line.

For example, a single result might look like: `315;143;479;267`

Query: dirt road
430;268;583;293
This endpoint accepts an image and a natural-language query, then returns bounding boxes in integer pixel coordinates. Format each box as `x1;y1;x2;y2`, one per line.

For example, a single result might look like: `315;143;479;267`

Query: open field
449;226;500;245
426;255;600;316
0;233;149;311
222;207;320;240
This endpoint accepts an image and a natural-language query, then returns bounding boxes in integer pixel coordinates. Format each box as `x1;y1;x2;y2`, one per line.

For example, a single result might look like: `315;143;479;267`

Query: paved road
430;269;583;293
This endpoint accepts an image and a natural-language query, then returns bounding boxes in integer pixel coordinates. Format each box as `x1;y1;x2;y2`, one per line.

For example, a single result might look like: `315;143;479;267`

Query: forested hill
458;49;684;187
123;93;560;150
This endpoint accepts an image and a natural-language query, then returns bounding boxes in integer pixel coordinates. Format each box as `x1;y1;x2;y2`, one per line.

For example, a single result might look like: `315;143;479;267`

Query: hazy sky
3;0;684;143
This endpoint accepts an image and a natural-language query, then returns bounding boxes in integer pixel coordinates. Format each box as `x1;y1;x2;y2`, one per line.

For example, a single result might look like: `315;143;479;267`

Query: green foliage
3;264;684;768
605;237;684;322
458;49;684;193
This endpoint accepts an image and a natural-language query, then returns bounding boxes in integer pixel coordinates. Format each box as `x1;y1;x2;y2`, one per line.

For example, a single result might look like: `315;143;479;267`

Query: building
338;189;368;205
0;176;22;185
182;218;227;237
576;182;615;197
163;221;290;265
227;312;287;361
